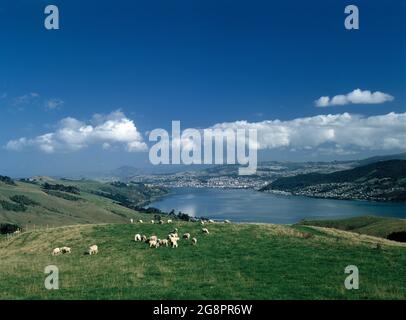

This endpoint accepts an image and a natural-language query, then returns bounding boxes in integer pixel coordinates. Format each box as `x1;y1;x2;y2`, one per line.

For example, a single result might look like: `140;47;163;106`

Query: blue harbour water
149;187;406;224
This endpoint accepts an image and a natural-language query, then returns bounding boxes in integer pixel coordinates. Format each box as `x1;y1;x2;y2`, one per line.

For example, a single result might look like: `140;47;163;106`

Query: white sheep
151;219;155;224
183;233;191;239
192;238;197;245
224;219;231;224
61;246;71;254
52;248;61;256
88;245;98;255
134;234;142;242
149;240;159;248
202;228;209;234
200;220;205;225
159;220;164;224
169;237;178;248
208;219;215;223
167;219;173;223
130;218;134;224
159;239;169;247
149;235;158;242
141;235;147;242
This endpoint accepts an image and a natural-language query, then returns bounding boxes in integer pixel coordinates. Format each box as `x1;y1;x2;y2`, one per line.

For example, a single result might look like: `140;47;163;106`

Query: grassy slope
1;221;405;299
299;216;406;238
0;180;153;228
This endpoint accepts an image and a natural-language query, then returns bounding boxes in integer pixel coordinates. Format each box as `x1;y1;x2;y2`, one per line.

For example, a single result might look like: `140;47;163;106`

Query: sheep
149;235;158;243
159;239;169;247
134;234;142;242
159;220;164;224
61;246;71;254
52;248;61;256
224;219;231;224
151;220;155;224
200;220;205;225
202;228;209;234
138;219;143;223
208;219;215;223
192;238;197;245
168;233;179;240
88;245;98;255
167;219;173;223
169;237;178;248
130;218;134;224
14;230;21;235
141;235;147;242
149;240;159;248
183;233;191;240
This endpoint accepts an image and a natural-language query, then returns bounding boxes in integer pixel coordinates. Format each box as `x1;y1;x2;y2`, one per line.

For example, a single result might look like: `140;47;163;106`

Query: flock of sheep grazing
51;218;230;256
134;226;209;249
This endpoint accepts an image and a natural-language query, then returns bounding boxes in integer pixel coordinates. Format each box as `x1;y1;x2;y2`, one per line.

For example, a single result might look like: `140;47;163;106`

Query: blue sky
0;0;405;176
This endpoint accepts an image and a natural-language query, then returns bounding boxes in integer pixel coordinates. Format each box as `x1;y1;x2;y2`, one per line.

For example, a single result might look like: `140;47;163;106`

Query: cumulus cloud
6;110;147;153
315;89;394;107
208;112;406;153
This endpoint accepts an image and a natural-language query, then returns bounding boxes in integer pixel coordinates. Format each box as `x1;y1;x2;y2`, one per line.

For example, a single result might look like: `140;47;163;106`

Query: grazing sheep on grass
149;240;159;248
169;237;178;248
167;219;173;223
130;218;134;224
192;238;197;245
88;245;98;255
141;235;147;242
134;234;142;242
149;235;158;243
183;233;191;239
200;220;205;225
202;228;209;234
151;220;155;224
159;220;164;224
138;219;143;224
224;219;231;224
208;219;214;223
159;239;169;247
52;248;61;256
61;247;71;254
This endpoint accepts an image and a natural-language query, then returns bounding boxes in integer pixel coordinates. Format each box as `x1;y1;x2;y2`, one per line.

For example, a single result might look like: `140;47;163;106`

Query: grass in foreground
0;221;405;299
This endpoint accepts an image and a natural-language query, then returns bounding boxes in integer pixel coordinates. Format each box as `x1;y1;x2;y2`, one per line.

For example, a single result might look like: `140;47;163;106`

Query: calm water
149;187;406;224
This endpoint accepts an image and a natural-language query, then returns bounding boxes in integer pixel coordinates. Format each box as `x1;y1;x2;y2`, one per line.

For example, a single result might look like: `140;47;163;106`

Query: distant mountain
357;153;406;166
261;160;406;202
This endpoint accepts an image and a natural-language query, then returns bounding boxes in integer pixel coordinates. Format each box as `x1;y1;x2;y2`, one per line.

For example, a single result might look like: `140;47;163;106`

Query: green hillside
261;160;406;201
298;216;406;239
0;177;166;228
0;221;405;299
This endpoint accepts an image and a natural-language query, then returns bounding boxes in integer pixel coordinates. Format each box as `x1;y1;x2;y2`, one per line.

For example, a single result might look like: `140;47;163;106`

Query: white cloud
6;110;147;153
208;112;406;153
315;89;394;107
46;98;64;110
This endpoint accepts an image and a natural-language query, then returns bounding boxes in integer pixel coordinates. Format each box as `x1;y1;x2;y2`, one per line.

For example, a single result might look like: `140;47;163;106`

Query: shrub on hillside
0;223;21;234
10;195;39;206
0;175;16;186
0;200;26;212
42;183;80;195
